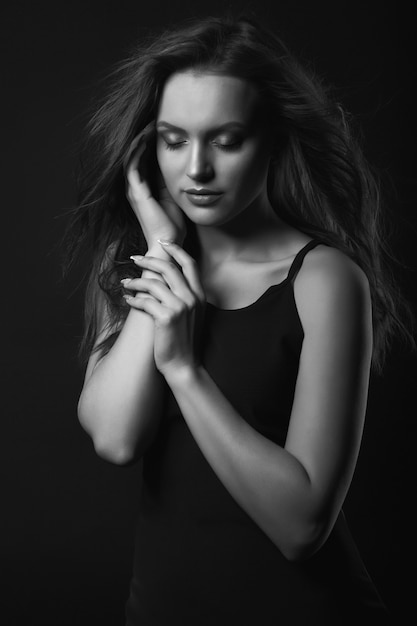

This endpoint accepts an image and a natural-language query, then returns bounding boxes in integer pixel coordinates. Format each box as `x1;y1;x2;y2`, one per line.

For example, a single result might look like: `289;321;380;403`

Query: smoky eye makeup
156;130;186;151
213;133;244;148
156;122;249;151
159;130;184;142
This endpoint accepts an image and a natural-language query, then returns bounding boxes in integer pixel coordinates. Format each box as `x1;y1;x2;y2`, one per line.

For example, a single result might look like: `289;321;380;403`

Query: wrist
146;244;172;259
141;245;172;280
147;233;183;253
163;362;204;389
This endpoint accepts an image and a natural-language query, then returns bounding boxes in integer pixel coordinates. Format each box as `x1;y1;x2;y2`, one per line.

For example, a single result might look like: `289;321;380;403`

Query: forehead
157;71;260;128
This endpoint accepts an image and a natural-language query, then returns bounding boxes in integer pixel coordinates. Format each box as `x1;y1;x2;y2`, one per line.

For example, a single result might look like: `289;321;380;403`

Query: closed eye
163;140;186;151
161;137;243;152
212;133;244;151
213;140;242;152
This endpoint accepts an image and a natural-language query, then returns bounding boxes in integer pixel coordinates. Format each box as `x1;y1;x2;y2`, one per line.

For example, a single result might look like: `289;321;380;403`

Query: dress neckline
205;239;321;312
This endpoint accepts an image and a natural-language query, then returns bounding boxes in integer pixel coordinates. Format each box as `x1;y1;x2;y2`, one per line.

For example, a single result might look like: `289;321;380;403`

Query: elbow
77;398;135;466
278;519;329;562
93;439;135;465
280;540;321;563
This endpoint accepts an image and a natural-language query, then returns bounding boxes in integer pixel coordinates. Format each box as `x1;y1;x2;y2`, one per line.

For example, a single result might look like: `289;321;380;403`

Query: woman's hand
124;123;186;249
122;241;206;379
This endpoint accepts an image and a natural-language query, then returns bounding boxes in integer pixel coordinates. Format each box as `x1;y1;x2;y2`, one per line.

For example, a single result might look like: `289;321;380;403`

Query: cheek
227;149;270;195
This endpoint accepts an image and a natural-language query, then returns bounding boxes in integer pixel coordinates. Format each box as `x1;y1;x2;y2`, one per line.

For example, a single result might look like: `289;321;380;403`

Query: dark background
3;0;416;624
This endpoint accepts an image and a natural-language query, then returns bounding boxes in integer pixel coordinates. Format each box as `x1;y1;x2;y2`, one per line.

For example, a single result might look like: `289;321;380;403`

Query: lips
184;188;223;206
184;187;222;195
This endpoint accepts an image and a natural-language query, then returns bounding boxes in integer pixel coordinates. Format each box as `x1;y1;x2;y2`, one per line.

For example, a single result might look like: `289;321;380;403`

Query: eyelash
163;140;242;152
164;141;184;151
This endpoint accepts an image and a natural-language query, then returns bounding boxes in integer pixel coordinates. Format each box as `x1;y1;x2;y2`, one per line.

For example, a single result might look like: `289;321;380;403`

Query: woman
66;15;410;624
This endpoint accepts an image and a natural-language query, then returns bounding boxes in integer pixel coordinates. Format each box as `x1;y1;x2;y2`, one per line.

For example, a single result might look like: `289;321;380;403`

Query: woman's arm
128;244;372;559
78;127;186;464
77;245;171;465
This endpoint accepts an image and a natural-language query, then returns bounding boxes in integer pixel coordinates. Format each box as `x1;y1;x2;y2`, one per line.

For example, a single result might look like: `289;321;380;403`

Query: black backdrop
3;1;416;624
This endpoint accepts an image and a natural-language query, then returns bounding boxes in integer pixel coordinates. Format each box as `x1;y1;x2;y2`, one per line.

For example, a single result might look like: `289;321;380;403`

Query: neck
193;194;288;269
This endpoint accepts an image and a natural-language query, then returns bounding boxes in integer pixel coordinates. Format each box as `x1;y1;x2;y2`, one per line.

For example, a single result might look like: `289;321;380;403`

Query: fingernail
130;255;144;261
157;239;172;246
120;278;131;284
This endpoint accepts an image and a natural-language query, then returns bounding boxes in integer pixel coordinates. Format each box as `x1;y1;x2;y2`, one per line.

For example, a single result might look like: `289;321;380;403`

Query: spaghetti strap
287;238;323;282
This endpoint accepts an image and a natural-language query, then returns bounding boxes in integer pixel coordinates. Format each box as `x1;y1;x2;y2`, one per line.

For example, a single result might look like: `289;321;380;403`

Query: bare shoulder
294;244;372;332
297;244;370;290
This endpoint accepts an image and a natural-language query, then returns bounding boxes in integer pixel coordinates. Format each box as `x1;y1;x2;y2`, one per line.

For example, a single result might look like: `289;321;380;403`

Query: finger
124;139;148;189
123;135;142;173
124;294;166;319
123;121;155;174
157;241;205;302
122;277;182;309
122;287;159;302
125;150;151;194
125;165;152;212
124;130;156;207
130;255;197;307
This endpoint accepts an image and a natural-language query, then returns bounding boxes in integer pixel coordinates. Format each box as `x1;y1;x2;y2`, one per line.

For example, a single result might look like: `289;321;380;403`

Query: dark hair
63;14;414;372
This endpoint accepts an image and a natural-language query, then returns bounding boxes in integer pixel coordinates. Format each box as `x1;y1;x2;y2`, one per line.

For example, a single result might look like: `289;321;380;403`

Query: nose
186;142;214;182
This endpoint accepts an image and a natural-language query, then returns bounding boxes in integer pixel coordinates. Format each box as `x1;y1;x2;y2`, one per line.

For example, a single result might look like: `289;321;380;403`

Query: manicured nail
123;294;133;301
157;239;173;246
120;278;131;284
130;255;144;262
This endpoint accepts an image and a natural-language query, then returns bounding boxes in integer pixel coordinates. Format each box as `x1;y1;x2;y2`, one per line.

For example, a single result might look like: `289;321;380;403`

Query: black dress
125;239;390;625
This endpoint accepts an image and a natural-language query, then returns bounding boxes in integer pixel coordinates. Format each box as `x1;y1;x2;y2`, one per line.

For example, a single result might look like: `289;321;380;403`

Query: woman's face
155;71;273;227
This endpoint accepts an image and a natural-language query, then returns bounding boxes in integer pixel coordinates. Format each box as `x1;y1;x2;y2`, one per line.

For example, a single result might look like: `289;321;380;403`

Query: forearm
166;366;323;559
78;248;169;464
78;309;164;463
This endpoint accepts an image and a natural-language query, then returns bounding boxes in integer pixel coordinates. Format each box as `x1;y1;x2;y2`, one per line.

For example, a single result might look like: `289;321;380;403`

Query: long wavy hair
63;14;414;371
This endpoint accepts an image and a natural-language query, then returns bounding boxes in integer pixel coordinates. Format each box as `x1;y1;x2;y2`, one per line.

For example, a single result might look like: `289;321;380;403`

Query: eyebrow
156;121;248;134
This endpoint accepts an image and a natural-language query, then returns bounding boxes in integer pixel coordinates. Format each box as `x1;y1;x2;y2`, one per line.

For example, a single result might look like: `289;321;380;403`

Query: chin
180;206;233;227
183;212;224;226
177;198;237;225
